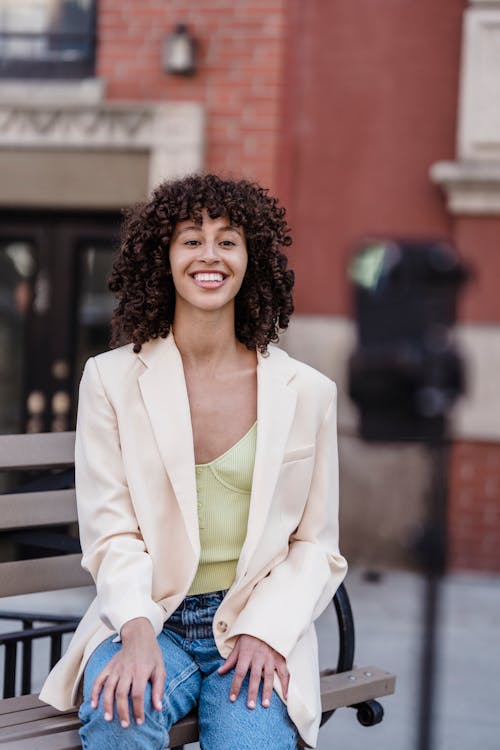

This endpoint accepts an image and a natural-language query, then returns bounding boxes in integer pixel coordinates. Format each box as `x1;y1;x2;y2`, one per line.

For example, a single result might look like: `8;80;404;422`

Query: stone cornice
0;99;205;190
430;160;500;215
0;101;203;151
430;1;500;215
0;78;105;105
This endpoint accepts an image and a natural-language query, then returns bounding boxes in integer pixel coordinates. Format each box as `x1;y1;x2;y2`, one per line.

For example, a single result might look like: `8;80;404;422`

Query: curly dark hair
109;173;294;353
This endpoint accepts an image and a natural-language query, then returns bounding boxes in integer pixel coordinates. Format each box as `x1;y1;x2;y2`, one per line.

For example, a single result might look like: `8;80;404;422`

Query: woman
40;173;348;749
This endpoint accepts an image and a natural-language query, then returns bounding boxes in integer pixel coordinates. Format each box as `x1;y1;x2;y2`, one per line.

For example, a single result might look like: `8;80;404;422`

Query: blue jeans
78;590;298;749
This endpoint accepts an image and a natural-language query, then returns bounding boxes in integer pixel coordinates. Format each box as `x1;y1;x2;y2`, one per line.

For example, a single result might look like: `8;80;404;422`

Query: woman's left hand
217;634;289;709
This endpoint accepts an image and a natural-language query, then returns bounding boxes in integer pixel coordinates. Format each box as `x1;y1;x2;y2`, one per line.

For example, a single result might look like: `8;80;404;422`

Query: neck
171;305;243;371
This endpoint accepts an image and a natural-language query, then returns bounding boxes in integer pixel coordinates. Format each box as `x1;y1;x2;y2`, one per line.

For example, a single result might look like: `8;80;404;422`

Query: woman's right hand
90;617;166;728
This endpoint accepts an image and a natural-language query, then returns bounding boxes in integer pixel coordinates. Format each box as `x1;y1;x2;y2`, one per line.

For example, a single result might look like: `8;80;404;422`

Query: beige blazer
39;333;347;748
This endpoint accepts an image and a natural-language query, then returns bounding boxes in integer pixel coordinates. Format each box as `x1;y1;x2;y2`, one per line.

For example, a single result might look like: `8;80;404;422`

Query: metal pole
416;439;449;750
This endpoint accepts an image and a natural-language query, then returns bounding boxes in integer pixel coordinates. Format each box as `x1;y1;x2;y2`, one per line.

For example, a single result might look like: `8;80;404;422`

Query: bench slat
0;728;81;749
0;433;75;471
0;555;92;598
0;712;199;747
0;667;395;747
0;490;78;531
0;699;195;739
0;713;77;741
321;665;396;710
0;705;71;728
0;695;44;715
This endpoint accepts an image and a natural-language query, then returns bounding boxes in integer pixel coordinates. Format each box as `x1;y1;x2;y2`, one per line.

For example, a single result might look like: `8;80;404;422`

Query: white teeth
193;273;224;282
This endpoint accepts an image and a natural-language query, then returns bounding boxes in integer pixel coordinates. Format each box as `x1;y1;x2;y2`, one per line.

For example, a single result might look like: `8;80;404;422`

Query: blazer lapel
136;336;297;570
137;335;200;556
236;346;297;576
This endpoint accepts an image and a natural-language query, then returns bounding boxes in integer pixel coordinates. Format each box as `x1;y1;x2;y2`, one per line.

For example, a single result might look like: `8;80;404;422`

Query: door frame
0;209;120;433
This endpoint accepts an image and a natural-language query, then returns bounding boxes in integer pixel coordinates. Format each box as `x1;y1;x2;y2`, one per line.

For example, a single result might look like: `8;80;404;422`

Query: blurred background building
0;0;498;574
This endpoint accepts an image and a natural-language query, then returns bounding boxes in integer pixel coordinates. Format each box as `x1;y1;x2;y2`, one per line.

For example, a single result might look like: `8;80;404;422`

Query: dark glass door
0;211;120;434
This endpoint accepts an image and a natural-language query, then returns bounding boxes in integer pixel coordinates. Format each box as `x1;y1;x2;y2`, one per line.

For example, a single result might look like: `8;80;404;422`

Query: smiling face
169;208;248;318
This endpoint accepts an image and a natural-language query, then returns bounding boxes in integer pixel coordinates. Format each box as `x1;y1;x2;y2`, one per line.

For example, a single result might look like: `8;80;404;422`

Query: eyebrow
177;224;243;236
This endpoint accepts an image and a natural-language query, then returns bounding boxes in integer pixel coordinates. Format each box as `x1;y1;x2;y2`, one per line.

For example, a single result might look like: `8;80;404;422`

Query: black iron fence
0;611;80;698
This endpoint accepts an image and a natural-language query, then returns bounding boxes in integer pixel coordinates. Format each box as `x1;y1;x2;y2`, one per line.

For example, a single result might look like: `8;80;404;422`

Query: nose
199;240;220;263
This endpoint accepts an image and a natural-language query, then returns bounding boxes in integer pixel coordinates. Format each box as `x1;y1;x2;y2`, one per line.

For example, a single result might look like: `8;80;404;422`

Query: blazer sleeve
75;357;165;637
226;383;348;659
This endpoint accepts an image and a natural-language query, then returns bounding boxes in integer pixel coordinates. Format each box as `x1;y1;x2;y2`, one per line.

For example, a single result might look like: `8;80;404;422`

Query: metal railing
0;611;80;698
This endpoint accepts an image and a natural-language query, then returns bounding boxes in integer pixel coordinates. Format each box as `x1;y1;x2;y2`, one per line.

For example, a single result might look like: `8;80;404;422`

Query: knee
198;689;298;750
78;692;168;750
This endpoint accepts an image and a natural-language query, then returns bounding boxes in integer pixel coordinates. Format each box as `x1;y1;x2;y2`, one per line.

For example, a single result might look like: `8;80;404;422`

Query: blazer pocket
278;453;315;526
283;444;315;463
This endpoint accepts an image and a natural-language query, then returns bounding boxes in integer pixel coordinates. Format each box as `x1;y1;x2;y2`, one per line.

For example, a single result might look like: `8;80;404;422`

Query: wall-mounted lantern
162;22;197;76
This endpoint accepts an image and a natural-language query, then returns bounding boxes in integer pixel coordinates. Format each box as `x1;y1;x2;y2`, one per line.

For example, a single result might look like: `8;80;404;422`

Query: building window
0;0;96;79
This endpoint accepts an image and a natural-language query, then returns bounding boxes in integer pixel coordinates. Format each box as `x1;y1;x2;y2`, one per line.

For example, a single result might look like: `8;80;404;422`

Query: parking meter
348;238;469;442
347;237;471;750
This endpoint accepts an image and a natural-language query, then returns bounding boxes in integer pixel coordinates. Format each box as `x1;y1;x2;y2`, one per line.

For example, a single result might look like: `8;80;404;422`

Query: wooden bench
0;432;396;748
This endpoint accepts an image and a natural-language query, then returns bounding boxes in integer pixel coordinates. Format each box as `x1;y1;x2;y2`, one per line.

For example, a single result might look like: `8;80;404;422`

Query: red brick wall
279;0;465;316
97;0;287;190
454;216;500;324
95;1;499;573
448;442;500;572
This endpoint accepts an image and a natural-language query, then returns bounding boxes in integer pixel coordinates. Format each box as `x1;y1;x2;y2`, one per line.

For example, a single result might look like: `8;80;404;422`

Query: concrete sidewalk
316;567;499;750
1;566;498;749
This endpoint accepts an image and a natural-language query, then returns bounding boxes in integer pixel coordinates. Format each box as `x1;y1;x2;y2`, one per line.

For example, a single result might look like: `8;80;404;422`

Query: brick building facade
99;0;287;188
0;0;498;571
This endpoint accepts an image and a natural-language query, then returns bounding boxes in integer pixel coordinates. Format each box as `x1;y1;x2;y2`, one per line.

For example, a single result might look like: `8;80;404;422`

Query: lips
191;271;228;289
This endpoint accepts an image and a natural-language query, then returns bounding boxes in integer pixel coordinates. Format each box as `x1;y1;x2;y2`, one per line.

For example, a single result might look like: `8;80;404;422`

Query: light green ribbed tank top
188;421;257;596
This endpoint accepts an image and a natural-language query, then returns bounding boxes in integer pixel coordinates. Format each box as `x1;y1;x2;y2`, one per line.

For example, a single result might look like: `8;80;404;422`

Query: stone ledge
0;100;204;151
0;99;205;192
430;160;500;214
0;78;105;105
468;0;500;6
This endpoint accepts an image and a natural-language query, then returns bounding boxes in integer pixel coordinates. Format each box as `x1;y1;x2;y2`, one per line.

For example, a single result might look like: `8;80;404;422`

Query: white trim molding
458;3;500;162
429;160;500;214
467;1;500;8
0;78;106;104
0;99;205;192
431;1;500;214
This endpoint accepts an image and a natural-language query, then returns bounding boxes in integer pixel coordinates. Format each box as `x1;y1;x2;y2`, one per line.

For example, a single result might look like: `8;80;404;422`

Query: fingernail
248;700;256;709
104;712;112;721
121;720;129;728
263;698;270;707
230;693;237;702
137;718;144;726
91;700;96;709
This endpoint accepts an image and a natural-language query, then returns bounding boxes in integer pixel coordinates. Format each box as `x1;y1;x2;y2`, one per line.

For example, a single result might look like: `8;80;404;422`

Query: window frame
0;1;97;80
